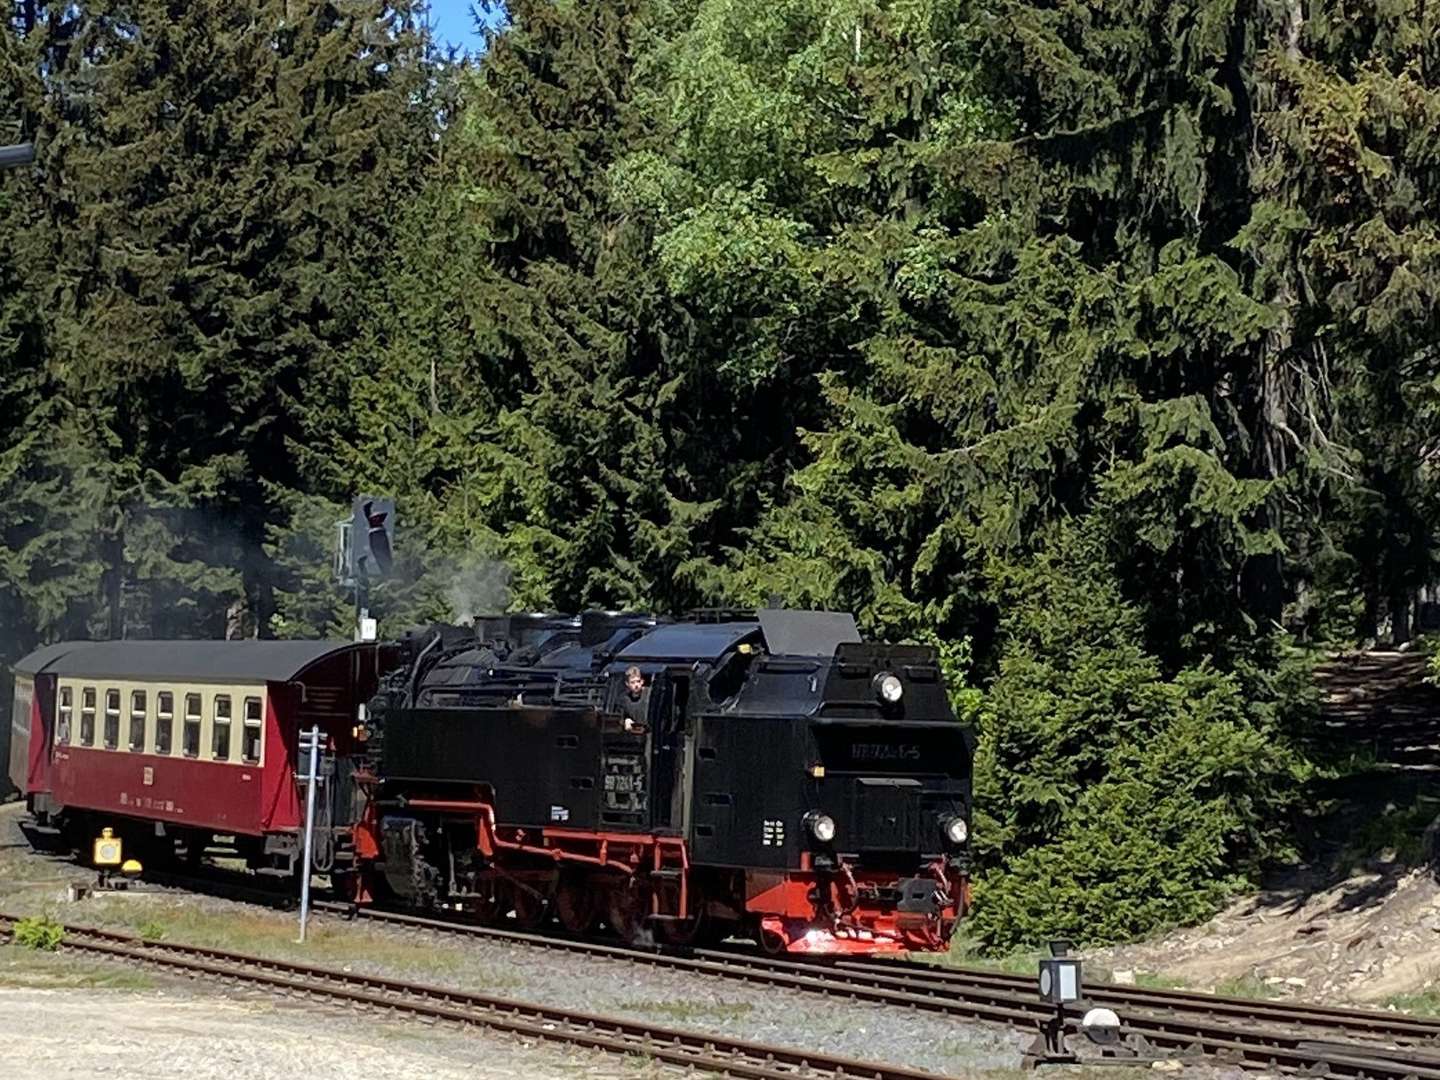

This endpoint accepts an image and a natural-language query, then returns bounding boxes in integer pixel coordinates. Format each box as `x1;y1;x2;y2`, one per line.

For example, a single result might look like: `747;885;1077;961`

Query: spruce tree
16;0;437;638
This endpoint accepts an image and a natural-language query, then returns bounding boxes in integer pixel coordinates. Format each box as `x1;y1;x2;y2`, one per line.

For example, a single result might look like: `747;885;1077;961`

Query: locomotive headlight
874;672;904;704
943;816;968;845
806;812;837;843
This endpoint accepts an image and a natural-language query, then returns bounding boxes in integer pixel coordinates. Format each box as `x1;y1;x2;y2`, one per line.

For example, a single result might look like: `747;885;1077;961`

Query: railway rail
828;955;1440;1047
36;861;1440;1077
322;905;1440;1077
0;913;950;1080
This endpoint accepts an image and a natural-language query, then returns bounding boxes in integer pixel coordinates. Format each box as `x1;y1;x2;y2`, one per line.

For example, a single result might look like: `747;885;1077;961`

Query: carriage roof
11;640;362;683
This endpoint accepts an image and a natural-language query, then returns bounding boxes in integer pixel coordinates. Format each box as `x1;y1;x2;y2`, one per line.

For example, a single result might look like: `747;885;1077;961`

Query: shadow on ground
1263;651;1440;909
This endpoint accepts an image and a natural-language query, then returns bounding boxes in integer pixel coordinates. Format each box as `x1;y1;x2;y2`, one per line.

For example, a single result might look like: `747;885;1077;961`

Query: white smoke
447;560;513;625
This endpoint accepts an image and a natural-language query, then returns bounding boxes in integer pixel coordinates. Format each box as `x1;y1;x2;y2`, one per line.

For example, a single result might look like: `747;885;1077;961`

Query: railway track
324;905;1440;1077
827;955;1440;1047
0;913;949;1080
45;863;1440;1076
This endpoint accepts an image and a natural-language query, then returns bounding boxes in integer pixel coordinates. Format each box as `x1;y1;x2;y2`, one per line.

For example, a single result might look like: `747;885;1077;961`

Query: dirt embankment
1088;866;1440;1004
1089;651;1440;1008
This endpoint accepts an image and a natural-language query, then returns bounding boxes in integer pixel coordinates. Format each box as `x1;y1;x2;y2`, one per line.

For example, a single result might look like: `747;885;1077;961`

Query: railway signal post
336;495;394;642
297;725;322;943
1025;941;1082;1067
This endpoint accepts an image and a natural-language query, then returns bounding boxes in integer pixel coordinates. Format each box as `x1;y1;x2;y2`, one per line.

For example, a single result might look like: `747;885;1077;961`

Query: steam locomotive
9;609;974;954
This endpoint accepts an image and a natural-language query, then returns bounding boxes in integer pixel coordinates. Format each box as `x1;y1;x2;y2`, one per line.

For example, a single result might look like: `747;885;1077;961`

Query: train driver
621;665;650;733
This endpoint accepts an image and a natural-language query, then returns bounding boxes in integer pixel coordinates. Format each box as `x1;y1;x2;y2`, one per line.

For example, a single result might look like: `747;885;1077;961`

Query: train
7;608;975;954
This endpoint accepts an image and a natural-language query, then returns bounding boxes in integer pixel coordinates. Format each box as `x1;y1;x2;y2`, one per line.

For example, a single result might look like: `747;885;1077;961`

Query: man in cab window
621;666;650;734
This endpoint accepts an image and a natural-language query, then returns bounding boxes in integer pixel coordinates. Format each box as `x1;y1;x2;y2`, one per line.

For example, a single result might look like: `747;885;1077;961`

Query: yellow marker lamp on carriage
873;672;903;704
92;828;122;868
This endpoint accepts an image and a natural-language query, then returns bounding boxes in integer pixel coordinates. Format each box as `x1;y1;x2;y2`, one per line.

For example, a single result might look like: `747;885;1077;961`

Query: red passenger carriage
8;640;391;872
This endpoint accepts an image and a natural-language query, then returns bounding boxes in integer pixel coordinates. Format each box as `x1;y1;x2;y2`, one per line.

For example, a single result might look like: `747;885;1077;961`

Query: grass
0;943;158;990
71;898;514;984
0;871;521;992
620;999;755;1023
1213;973;1283;1000
1384;986;1440;1017
930;927;1045;973
1335;796;1438;869
911;926;1201;1000
1131;970;1190;991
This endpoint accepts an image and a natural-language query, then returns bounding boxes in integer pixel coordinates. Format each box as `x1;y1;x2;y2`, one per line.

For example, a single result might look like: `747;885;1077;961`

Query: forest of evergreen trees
3;1;1439;947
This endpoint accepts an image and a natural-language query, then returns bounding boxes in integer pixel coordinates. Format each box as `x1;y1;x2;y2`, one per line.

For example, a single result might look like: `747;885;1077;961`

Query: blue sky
427;1;506;53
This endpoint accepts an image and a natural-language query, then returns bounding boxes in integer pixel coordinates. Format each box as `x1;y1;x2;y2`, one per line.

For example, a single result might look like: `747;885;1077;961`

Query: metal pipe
297;725;321;942
401;798;492;813
409;632;442;704
0;143;35;171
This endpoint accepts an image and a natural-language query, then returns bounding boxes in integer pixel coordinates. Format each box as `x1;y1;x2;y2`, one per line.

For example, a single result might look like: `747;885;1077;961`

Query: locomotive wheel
657;913;706;947
654;887;709;947
509;883;550;930
554;872;600;934
758;919;795;955
470;877;505;924
605;878;647;944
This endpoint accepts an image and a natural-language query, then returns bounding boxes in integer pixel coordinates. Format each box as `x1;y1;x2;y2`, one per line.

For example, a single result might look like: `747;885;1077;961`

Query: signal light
351;495;395;579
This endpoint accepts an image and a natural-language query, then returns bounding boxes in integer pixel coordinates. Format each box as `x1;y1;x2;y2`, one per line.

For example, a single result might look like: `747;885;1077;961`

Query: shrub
13;915;63;951
968;523;1307;949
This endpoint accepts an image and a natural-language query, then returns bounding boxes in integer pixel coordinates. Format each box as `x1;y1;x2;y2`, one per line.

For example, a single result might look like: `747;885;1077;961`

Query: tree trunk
1390;591;1412;647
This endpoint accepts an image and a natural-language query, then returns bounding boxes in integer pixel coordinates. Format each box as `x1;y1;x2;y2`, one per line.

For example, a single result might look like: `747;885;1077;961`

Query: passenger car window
129;691;147;752
156;692;174;755
241;696;262;764
212;695;232;761
103;689;120;750
183;693;202;758
56;687;72;745
80;687;96;746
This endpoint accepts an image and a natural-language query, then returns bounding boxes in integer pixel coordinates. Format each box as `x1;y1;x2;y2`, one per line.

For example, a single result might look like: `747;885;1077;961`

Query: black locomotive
355;608;974;954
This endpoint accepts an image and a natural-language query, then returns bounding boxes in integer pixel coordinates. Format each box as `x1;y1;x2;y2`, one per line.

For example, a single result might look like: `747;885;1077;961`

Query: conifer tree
13;0;438;638
356;0;723;611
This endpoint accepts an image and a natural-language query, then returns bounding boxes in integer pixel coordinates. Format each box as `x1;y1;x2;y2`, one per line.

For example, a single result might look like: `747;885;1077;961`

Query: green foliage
970;523;1306;948
13;916;63;952
1386;986;1440;1018
1;0;438;646
1337;796;1438;870
1212;974;1283;1000
137;921;167;943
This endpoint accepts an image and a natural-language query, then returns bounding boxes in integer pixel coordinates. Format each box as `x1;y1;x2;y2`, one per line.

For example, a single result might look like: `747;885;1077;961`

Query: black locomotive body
356;609;974;954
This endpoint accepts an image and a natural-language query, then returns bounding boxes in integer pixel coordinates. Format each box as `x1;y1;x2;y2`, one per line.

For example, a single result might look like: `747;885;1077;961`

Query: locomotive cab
686;626;973;953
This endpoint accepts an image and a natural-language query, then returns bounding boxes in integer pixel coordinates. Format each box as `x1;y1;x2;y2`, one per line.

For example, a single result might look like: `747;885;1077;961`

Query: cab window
129;691;147;752
156;692;174;755
241;696;262;764
182;693;202;758
211;695;232;761
80;687;96;746
103;689;120;749
56;687;72;745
